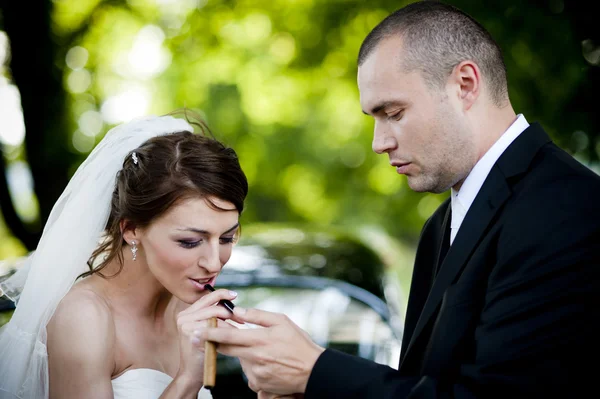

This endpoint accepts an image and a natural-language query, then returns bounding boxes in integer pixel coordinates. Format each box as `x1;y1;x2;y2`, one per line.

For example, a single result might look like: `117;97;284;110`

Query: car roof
223;223;388;300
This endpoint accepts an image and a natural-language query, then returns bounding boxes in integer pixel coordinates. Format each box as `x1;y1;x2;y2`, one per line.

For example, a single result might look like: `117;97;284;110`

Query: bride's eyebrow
176;222;239;235
221;223;240;235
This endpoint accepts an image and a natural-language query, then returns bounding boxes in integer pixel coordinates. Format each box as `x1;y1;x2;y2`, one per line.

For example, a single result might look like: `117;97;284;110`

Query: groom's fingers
233;307;288;327
200;325;264;348
258;391;297;399
200;307;298;356
214;342;265;358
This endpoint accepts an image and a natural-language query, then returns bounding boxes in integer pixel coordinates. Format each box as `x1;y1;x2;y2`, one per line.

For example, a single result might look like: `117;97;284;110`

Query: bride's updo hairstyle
80;110;248;279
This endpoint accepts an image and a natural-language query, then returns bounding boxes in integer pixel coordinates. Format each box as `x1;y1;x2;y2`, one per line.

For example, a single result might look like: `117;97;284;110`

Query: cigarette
203;317;218;389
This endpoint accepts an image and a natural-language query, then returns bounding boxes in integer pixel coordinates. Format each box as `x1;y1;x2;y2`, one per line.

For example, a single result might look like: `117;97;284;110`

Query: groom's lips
204;284;236;314
391;161;411;174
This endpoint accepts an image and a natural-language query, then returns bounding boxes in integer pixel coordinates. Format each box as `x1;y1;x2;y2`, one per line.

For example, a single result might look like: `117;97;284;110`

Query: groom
203;1;600;397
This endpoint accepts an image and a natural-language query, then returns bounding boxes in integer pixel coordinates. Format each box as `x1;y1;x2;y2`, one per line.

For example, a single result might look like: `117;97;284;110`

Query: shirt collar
451;114;529;224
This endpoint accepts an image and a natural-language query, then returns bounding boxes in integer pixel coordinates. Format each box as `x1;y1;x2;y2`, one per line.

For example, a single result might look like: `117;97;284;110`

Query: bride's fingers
177;305;234;326
217;319;237;329
178;289;238;317
180;318;237;341
179;302;247;325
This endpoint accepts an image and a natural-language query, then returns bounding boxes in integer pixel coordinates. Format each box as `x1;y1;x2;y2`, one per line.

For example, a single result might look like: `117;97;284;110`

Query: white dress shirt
450;114;530;245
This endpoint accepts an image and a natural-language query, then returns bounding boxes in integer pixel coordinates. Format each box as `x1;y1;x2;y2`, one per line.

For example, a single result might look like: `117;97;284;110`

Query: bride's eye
178;240;201;249
219;237;235;245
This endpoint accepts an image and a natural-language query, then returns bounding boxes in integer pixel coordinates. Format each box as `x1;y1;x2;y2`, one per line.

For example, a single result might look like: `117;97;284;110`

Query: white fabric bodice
111;368;212;399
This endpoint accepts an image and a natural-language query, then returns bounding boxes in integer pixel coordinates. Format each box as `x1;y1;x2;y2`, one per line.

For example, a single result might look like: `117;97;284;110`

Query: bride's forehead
152;196;238;227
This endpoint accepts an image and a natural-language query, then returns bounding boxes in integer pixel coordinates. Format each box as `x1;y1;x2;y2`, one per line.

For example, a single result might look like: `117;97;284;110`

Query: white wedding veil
0;115;193;399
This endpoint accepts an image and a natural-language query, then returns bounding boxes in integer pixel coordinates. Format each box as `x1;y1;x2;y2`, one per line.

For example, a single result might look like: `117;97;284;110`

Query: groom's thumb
233;307;285;328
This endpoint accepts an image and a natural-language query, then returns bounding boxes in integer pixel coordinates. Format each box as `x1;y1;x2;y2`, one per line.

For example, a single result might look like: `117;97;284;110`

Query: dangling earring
131;241;138;261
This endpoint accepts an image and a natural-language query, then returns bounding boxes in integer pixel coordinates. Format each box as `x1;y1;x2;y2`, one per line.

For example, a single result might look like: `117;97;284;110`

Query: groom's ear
120;219;138;244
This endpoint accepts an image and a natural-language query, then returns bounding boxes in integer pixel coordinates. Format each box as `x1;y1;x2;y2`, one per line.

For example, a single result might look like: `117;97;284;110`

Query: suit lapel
399;122;552;368
401;167;511;364
435;205;452;275
399;201;450;360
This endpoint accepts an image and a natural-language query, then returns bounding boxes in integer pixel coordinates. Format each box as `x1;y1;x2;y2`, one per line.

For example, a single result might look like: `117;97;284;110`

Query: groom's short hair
358;0;509;107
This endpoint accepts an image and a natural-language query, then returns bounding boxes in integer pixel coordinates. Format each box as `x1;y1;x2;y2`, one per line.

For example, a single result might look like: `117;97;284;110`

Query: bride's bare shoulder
46;284;117;393
47;282;116;351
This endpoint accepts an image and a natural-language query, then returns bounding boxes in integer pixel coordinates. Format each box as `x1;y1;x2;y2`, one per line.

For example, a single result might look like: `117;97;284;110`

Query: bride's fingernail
193;329;201;337
191;337;200;344
229;290;237;297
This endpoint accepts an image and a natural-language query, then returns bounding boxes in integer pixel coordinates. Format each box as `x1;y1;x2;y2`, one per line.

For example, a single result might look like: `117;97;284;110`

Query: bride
0;111;247;398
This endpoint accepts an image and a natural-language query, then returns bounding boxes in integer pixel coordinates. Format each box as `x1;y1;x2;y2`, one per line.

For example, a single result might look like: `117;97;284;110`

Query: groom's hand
200;307;325;395
257;391;304;399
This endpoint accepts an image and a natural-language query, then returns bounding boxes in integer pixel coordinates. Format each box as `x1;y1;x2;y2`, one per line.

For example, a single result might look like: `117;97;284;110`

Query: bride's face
134;196;239;304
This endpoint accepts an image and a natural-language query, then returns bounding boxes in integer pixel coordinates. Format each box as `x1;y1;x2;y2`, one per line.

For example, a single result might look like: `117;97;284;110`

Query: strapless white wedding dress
111;368;213;398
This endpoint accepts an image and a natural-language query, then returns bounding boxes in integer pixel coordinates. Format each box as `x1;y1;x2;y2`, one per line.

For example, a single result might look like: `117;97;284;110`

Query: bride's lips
189;276;216;290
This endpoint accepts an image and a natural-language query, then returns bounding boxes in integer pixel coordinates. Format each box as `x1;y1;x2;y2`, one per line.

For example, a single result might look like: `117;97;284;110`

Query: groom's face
136;196;240;304
358;37;476;194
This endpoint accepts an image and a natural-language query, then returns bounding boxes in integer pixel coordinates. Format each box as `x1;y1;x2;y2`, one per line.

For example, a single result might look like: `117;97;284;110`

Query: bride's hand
174;289;240;389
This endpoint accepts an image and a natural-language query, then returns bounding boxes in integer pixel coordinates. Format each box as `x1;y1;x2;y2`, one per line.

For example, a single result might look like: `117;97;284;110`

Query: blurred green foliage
0;0;598;273
0;310;13;327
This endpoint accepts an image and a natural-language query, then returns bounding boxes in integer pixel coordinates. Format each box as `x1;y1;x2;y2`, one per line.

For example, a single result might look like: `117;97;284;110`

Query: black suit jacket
305;123;600;398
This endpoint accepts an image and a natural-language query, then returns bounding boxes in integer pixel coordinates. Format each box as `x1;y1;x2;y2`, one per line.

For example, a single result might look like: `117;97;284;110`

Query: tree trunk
1;0;74;250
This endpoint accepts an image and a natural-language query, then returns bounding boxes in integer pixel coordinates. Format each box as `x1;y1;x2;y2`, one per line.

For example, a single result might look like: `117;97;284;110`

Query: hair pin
132;152;139;165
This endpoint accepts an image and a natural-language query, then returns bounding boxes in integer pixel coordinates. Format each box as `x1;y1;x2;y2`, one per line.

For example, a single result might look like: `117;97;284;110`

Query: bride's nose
198;242;221;273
